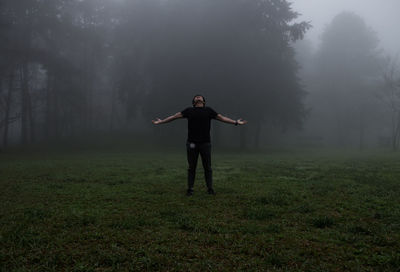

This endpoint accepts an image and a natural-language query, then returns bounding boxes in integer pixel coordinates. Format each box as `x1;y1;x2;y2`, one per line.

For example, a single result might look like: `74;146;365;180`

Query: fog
292;0;400;55
1;0;400;152
290;0;400;150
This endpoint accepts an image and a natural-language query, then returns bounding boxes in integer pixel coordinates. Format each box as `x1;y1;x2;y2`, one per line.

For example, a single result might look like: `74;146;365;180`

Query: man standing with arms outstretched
152;94;247;196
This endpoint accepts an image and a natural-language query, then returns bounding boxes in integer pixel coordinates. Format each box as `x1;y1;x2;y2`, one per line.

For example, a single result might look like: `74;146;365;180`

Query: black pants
186;141;213;191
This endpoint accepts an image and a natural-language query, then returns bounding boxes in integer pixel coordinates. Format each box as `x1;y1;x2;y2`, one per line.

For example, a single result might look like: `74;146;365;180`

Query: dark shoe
207;188;216;195
186;190;193;196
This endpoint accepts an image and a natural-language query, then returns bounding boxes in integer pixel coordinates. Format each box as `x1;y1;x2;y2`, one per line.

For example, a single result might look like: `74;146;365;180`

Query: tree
115;0;310;148
0;0;113;144
0;0;311;148
312;12;383;148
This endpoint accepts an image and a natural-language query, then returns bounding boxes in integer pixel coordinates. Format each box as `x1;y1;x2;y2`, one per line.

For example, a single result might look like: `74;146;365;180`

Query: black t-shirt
181;106;218;143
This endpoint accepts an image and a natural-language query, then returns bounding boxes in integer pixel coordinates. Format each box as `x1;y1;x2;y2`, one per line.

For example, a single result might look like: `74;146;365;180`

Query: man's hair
192;94;206;106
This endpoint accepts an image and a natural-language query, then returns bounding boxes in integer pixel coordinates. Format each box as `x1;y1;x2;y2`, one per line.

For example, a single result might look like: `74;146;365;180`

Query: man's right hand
152;118;162;125
152;112;183;125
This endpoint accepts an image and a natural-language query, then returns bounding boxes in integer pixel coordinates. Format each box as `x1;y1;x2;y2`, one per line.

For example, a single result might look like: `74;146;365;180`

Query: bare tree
377;56;400;151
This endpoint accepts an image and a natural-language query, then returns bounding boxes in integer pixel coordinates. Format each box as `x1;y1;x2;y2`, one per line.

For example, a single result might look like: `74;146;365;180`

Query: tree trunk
45;70;61;140
27;91;34;143
395;112;400;151
358;108;365;151
212;122;220;148
254;121;261;149
240;125;248;150
109;86;117;132
45;70;52;139
336;114;343;147
53;81;60;139
3;72;14;148
82;40;93;133
20;63;29;145
391;111;400;151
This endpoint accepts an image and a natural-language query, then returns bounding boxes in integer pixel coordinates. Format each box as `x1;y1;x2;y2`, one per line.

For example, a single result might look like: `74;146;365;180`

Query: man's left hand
237;118;248;125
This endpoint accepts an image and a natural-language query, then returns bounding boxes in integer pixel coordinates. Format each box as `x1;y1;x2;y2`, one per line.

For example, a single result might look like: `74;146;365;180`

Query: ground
1;149;399;271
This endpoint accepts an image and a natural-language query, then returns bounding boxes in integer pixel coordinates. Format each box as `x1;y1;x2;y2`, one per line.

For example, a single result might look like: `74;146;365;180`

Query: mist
291;0;400;150
1;0;399;152
2;1;400;270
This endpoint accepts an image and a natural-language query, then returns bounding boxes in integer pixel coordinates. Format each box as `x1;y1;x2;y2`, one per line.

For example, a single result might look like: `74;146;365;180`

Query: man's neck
194;103;205;108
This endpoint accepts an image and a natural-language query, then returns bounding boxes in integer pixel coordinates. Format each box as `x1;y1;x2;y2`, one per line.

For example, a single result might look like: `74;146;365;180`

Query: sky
291;0;400;55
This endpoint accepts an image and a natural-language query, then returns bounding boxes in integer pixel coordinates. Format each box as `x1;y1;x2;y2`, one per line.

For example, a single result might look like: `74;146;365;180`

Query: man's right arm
152;112;183;125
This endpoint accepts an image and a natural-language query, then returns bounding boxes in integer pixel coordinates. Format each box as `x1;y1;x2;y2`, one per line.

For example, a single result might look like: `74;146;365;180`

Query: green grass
1;149;400;271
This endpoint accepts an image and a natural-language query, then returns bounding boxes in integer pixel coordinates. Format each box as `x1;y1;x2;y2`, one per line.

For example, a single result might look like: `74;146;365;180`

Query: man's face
194;96;205;106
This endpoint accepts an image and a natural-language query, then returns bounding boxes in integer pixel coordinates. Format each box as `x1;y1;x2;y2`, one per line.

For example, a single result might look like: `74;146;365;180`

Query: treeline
0;0;310;149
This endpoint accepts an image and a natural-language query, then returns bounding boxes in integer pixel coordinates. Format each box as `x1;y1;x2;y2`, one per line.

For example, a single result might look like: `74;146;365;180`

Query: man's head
192;94;206;107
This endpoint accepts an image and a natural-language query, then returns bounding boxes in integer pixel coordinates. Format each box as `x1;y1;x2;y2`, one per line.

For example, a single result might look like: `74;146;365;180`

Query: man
152;94;247;196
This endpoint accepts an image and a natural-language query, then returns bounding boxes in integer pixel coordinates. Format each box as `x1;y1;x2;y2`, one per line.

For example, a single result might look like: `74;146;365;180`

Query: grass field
1;149;400;271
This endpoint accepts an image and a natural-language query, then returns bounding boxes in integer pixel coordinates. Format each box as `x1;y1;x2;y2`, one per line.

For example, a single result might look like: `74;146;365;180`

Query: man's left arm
216;113;247;126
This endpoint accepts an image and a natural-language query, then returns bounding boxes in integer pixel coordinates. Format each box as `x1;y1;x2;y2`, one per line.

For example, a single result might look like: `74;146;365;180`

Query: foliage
0;0;310;147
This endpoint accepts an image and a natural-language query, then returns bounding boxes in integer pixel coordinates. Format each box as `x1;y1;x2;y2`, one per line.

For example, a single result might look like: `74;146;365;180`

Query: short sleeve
181;107;190;118
208;107;218;119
